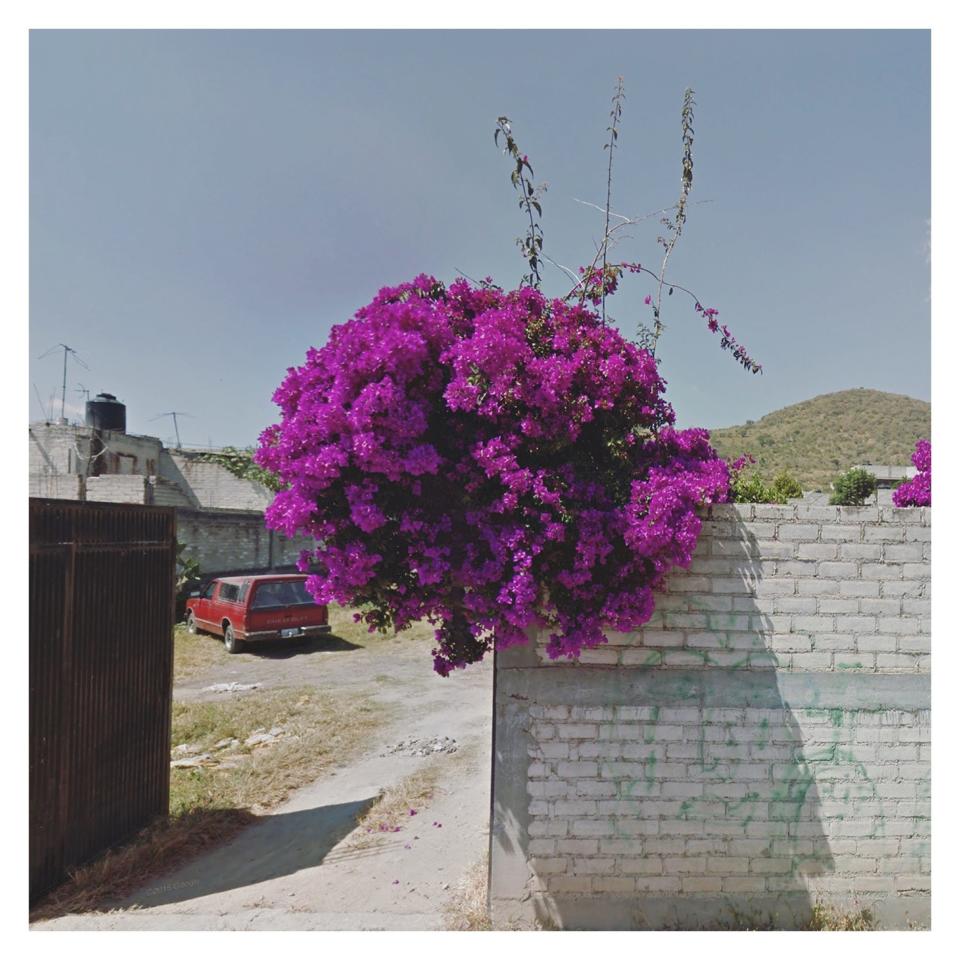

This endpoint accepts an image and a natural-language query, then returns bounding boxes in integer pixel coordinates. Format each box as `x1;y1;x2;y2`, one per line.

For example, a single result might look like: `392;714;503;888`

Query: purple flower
258;275;731;674
893;439;931;507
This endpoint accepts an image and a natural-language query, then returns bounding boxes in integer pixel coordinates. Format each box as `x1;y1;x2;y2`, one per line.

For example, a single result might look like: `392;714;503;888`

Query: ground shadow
118;797;380;909
241;633;364;658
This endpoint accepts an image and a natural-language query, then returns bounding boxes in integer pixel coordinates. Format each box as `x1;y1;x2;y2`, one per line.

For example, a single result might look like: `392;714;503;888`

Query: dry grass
807;900;877;931
173;624;235;683
443;854;492;931
325;604;437;649
31;685;388;922
347;762;442;849
173;605;436;684
170;686;388;815
29;808;257;923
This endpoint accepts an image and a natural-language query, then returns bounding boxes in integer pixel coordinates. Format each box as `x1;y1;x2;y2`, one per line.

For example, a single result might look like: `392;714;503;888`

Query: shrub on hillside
770;470;803;502
728;458;803;504
828;468;877;506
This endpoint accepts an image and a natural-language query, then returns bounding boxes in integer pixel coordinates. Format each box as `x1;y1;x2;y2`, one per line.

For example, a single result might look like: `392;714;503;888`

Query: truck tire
224;624;244;654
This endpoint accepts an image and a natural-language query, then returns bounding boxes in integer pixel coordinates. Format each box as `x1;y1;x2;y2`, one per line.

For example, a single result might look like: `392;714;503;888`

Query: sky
29;29;931;450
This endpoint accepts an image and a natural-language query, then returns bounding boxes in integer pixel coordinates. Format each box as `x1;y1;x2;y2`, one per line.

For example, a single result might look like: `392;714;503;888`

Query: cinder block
797;578;839;596
876;653;921;672
820;524;862;542
681;876;723;893
592;876;636;893
774;597;818;614
818;598;860;614
839;543;882;560
834;615;877;634
837;506;880;522
795;506;840;521
797;543;838;560
792;615;836;633
863;525;906;543
861;562;904;581
556;724;598;740
777;523;820;541
840;580;880;597
529;839;558;856
619;857;664;875
754;579;796;597
818;561;859;578
722;877;767;893
753;540;796;559
571;858;614;875
545;876;592;893
663;857;706;874
883;543;924;562
749;858;792;875
635;877;682;892
753;505;796;520
880;581;924;598
776;560;818;578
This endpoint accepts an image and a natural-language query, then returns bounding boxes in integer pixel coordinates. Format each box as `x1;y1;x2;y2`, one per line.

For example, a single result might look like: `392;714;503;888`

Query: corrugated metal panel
29;498;176;903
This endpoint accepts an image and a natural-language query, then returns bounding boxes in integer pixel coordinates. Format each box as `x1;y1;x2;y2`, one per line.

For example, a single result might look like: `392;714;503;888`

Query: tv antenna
150;411;193;449
37;344;88;422
76;383;91;404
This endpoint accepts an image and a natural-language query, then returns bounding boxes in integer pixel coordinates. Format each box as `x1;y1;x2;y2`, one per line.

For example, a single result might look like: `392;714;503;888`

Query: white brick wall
491;504;931;930
531;504;931;675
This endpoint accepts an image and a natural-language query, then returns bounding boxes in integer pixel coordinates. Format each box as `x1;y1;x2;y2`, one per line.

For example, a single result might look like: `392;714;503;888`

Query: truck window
250;580;314;609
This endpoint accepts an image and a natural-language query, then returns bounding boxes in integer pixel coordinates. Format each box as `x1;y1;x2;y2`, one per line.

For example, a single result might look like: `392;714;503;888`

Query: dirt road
34;631;494;931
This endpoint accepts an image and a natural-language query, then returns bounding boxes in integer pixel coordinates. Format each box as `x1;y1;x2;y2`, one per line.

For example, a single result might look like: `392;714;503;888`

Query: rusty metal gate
30;498;176;903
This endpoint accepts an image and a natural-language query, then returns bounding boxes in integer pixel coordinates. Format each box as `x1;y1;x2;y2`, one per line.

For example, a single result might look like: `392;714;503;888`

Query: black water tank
85;393;126;432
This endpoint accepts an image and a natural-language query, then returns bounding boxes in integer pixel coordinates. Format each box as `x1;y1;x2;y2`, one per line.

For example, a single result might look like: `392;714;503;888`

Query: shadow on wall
494;516;858;931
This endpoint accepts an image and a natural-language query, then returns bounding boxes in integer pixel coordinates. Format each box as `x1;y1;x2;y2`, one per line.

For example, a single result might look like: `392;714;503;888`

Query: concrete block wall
163;451;273;512
28;473;84;500
490;503;931;930
174;508;313;575
86;475;151;505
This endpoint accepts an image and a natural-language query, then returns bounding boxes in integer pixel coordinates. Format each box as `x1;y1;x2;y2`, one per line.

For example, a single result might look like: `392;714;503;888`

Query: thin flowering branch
623;262;762;374
495;117;546;288
601;77;625;326
652;88;696;355
694;302;763;374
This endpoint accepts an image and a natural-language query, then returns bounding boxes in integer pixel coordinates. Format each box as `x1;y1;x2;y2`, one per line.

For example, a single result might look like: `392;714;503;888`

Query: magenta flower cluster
256;275;729;675
892;439;931;507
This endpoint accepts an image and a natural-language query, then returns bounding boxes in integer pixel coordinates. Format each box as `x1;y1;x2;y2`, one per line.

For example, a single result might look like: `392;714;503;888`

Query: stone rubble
383;736;458;757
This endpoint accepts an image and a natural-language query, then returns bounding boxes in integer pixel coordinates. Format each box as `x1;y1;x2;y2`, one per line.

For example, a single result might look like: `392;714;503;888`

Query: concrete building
28;395;311;574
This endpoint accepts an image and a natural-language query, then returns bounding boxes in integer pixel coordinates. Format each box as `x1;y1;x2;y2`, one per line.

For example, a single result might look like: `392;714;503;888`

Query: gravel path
34;633;494;931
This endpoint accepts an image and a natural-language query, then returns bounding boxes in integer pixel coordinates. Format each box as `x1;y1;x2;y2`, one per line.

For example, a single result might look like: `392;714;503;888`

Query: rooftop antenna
37;344;88;422
150;411;193;449
76;383;91;404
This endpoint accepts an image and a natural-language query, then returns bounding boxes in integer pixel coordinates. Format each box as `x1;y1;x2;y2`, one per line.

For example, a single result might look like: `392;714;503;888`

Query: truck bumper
242;624;332;641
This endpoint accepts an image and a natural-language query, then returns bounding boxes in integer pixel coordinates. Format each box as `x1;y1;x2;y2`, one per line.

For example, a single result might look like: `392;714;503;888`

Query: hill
707;389;930;492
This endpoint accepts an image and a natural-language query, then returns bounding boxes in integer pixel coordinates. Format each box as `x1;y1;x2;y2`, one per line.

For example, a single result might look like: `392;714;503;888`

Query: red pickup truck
185;574;331;653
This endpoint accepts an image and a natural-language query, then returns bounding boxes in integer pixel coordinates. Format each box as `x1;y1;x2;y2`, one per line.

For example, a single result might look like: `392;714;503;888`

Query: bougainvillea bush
892;439;931;507
256;276;730;675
